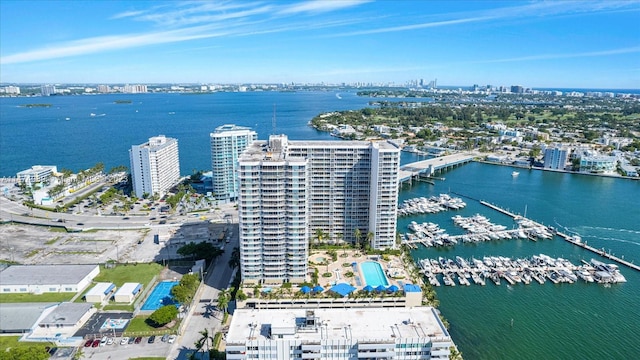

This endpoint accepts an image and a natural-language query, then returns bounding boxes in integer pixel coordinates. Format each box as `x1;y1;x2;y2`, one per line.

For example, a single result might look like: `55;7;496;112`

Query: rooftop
0;303;57;332
227;307;450;343
0;264;99;286
39;302;93;326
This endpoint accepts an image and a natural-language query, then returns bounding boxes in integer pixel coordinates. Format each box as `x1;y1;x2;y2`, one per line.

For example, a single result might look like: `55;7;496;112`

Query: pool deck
308;251;408;290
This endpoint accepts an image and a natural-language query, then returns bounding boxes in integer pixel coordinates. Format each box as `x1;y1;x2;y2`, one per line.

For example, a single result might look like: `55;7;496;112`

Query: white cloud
480;46;640;64
1;26;229;64
278;0;370;15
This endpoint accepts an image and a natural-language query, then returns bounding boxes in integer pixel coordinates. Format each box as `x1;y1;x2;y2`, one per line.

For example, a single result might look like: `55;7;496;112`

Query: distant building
97;85;111;93
40;84;56;96
17;165;58;185
238;135;399;284
543;147;570;170
511;85;524;94
580;155;617;174
225;307;453;360
123;84;147;93
129;135;180;198
1;85;20;94
210;124;257;202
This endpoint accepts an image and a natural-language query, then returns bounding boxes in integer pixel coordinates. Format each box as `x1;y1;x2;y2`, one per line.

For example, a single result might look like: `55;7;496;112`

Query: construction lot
0;220;231;265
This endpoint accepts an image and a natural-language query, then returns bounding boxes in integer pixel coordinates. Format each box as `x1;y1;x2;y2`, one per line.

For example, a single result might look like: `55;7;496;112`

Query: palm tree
314;229;327;244
366;231;374;250
354;228;362;250
197;328;214;356
228;247;240;269
217;289;230;314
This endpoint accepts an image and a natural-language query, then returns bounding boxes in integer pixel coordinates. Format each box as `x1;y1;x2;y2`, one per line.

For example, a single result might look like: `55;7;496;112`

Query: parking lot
74;312;133;339
80;335;173;360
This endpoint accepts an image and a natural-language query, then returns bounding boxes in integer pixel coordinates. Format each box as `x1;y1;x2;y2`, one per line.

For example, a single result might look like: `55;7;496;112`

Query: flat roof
0;303;57;332
227;307;450;343
85;282;115;297
115;283;141;295
40;302;93;326
0;264;99;286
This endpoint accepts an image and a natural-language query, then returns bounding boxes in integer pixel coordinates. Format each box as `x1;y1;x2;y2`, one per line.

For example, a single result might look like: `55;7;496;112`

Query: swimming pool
140;281;179;311
360;261;389;287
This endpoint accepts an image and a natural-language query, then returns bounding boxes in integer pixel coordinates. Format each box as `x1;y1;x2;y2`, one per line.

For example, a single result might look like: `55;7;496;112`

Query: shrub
148;305;178;327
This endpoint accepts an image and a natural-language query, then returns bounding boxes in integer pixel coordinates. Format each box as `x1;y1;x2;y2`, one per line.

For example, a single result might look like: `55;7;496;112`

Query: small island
114;99;132;104
19;103;52;108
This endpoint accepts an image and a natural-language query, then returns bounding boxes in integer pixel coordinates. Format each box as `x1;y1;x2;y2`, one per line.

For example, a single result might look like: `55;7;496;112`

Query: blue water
0;92;377;177
360;261;389;287
2;91;639;358
140;281;179;311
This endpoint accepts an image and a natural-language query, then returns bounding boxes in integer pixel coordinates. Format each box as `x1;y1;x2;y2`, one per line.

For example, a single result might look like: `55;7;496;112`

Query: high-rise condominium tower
238;135;400;284
129;135;180;198
210;124;257;202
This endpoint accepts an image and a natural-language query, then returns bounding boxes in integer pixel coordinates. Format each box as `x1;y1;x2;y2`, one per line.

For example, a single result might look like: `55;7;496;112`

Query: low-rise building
16;165;57;185
84;282;116;303
113;283;142;303
0;264;99;294
580;155;617;174
226;307;453;360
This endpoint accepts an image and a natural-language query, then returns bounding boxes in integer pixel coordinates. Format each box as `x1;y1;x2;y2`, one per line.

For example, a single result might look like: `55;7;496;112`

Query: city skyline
1;1;639;88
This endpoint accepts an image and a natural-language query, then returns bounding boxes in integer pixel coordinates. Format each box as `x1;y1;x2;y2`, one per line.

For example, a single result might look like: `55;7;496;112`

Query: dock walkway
479;201;640;272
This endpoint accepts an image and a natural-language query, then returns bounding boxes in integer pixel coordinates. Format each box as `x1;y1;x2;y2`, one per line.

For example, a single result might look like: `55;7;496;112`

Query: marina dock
479;201;640;273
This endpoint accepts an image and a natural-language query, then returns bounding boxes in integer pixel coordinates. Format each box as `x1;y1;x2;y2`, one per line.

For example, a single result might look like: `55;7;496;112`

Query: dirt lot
0;221;230;265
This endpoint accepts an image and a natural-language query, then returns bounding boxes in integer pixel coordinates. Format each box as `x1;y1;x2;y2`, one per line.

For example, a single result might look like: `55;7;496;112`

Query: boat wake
580;226;640;235
580;234;640;247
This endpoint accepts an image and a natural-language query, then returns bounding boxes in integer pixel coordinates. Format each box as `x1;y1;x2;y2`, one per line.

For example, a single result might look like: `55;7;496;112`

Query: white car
106;337;114;345
167;335;177;344
120;337;129;345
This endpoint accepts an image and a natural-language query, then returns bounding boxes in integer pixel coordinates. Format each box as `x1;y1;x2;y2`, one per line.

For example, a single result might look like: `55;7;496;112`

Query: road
168;228;238;360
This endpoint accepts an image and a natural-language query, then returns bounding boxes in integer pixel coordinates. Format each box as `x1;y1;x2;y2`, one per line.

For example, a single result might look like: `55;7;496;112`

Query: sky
1;0;639;89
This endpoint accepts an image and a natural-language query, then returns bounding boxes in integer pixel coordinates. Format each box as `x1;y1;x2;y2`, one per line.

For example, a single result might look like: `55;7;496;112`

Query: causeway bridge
399;152;476;184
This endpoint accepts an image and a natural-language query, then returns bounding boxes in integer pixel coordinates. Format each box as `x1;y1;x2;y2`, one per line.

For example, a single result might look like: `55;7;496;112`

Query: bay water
1;92;638;359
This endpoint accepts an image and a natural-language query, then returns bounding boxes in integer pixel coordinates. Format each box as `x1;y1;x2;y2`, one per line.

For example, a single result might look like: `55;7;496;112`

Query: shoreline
476;159;640;181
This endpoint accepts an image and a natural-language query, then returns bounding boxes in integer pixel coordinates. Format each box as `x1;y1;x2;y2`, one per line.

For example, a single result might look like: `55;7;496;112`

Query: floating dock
479;200;640;273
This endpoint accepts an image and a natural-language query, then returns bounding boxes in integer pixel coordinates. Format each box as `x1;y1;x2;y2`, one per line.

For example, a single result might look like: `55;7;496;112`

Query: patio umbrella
300;286;311;294
312;285;324;293
363;285;374;292
375;285;386;292
387;285;399;292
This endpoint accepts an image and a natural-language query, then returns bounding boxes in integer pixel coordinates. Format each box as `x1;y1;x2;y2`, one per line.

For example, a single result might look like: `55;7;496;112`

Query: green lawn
123;315;178;336
0;292;74;303
0;336;51;353
93;263;163;287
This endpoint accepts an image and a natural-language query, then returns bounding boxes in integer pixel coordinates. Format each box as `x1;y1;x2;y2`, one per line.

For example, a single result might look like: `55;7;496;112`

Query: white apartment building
580;155;617;174
40;85;56;96
543;147;570;170
129;135;180;198
226;308;453;360
17;165;58;185
210;124;257;202
123;84;147;93
238;135;399;284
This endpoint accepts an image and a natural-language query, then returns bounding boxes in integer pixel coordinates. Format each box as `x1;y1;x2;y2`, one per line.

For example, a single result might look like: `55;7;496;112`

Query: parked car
148;335;156;344
100;336;108;346
168;335;177;344
91;339;100;347
106;337;114;345
134;336;142;344
84;339;93;347
161;334;169;342
128;337;136;344
120;337;129;345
